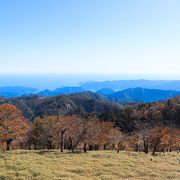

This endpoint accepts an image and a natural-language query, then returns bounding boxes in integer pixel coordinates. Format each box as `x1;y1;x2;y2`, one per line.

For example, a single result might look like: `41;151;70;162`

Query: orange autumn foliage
0;104;30;150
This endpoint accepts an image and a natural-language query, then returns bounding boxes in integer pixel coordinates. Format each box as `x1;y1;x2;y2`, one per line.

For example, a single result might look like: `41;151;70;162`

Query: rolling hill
1;90;179;133
38;87;85;96
96;88;115;95
100;96;180;132
106;87;180;103
3;91;122;120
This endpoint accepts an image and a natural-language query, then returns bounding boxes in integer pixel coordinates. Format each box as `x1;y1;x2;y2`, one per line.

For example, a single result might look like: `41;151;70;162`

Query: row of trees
28;116;121;152
121;126;180;155
0;104;179;154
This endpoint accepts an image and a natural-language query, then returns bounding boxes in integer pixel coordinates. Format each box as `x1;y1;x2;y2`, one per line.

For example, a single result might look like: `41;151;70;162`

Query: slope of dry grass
0;150;179;180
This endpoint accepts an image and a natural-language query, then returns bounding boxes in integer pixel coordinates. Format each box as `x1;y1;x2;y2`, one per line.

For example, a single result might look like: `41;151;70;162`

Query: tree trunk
143;139;149;154
60;131;64;152
72;144;75;153
60;129;66;152
152;139;161;155
6;139;13;151
69;138;75;153
152;146;157;155
47;140;52;150
34;143;37;150
135;143;139;152
60;140;64;152
83;143;87;153
144;145;149;154
117;143;120;153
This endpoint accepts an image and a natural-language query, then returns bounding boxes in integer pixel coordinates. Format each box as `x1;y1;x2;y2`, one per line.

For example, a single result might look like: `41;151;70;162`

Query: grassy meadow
0;150;179;180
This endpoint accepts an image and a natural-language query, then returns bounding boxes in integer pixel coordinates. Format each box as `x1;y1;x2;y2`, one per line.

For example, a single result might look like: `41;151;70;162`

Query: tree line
0;104;179;155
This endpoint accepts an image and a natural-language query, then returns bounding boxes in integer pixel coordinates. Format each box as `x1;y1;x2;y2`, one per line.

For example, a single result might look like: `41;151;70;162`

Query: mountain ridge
1;91;122;120
105;87;180;103
81;80;180;91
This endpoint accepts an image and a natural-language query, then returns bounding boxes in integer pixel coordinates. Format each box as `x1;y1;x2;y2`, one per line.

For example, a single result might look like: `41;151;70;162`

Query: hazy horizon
0;73;180;90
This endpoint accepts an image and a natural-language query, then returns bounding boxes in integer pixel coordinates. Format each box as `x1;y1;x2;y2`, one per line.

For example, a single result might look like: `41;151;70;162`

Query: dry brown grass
0;150;179;180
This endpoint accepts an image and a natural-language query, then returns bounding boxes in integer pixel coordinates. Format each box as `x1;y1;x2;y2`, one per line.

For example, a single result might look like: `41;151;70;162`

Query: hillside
1;91;180;132
4;92;121;120
106;87;180;103
0;89;179;134
96;88;115;95
100;97;180;132
38;87;85;96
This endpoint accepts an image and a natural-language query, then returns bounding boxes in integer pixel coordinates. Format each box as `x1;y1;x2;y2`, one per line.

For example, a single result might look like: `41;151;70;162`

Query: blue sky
0;0;180;74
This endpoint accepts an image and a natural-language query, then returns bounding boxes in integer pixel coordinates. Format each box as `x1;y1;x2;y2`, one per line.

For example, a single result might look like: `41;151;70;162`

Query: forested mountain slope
100;97;180;132
1;91;179;134
106;87;180;103
2;92;122;120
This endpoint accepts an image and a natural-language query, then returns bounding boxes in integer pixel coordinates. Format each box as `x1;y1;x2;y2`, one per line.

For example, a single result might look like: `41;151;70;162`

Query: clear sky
0;0;180;74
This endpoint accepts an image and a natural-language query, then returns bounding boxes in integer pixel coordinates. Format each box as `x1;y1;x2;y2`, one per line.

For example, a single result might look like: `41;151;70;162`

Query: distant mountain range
0;79;180;103
34;86;180;103
96;88;115;95
38;87;85;96
0;86;38;98
103;87;180;103
80;80;180;91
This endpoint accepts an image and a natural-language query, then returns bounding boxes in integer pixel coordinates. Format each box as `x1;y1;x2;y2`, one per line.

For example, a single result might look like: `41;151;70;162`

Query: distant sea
0;74;180;90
